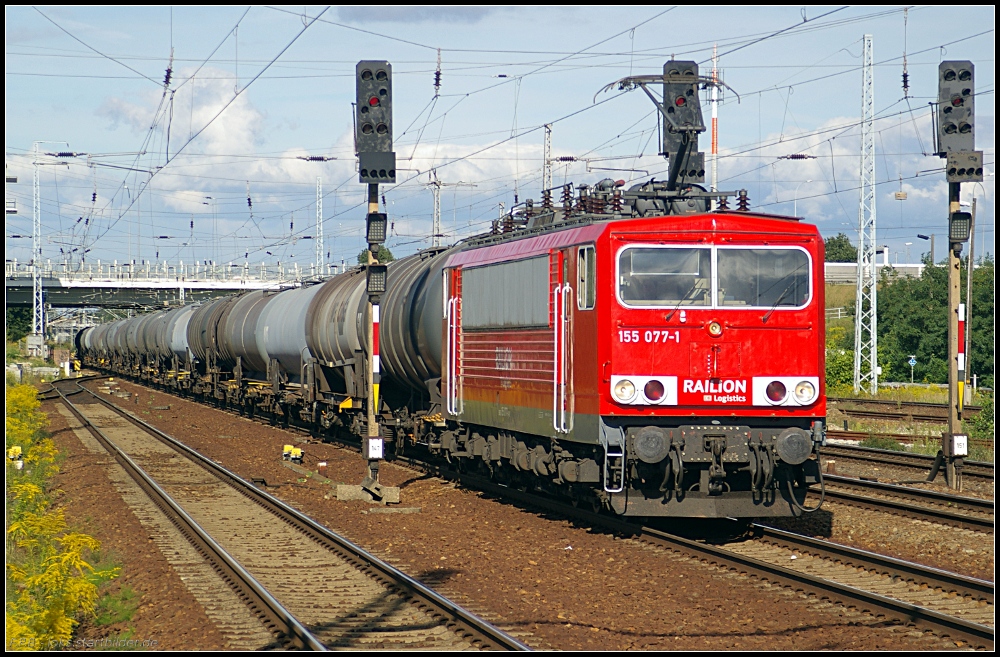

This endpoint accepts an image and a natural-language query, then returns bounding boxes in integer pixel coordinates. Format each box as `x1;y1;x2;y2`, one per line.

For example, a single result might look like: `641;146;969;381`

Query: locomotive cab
597;212;826;517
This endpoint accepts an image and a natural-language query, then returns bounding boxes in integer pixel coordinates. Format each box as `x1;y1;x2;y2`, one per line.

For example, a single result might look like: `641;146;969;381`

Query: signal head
937;61;975;156
356;60;395;183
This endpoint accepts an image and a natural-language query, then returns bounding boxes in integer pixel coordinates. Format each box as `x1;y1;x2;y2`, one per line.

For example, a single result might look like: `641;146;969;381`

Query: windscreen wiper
665;281;701;321
762;283;795;323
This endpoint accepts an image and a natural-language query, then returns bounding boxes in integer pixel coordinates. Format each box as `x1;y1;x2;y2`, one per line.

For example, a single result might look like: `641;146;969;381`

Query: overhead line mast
853;34;878;396
29;141;72;358
427;170;476;248
315;177;323;274
710;44;719;206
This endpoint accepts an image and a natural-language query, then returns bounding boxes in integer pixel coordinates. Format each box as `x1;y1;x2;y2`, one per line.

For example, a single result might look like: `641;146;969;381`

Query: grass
93;586;139;627
828;383;952;404
825;283;856;309
871;385;950;404
858;435;906;451
907;436;994;463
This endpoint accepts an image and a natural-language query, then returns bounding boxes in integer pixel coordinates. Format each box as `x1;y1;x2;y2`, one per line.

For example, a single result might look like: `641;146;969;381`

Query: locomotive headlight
707;321;723;337
613;379;636;402
794;380;816;404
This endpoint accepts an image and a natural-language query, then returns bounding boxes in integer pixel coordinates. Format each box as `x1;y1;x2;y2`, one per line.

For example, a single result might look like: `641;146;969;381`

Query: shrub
5;383;119;650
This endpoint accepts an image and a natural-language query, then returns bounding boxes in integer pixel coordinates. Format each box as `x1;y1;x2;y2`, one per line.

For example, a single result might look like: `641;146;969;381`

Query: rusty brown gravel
63;378;975;650
42;395;231;651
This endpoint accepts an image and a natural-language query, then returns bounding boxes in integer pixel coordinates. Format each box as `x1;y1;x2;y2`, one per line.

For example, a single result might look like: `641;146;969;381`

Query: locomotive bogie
77;210;827;519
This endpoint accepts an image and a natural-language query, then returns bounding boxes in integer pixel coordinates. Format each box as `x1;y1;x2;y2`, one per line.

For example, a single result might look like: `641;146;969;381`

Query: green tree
824;233;858;262
875;256;993;387
7;307;32;343
357;245;395;265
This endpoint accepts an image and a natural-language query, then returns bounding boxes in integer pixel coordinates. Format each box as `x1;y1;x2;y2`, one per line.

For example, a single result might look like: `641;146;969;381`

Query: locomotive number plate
617;329;681;344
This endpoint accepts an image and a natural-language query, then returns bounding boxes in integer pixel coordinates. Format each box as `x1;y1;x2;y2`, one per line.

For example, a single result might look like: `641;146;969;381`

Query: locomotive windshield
618;247;711;306
717;248;810;308
617;245;811;309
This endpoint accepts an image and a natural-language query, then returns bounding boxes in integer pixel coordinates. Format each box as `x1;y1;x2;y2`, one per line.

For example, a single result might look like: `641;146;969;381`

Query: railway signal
934;60;981;490
936;61;976;157
356;61;395;184
661;60;704;158
354;60;398;502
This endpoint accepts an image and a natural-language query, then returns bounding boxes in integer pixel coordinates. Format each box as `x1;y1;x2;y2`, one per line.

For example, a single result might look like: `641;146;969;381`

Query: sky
5;6;995;272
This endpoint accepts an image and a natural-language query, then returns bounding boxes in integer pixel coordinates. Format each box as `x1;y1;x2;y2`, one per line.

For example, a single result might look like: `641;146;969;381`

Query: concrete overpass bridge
5;259;342;310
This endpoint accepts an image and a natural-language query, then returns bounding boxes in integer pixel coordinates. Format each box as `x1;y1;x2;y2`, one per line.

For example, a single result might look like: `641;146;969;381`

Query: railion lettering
682;379;747;394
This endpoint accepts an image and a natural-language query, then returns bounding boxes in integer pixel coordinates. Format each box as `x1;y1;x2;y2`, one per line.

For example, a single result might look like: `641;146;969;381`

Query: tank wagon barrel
78;248;453;395
217;291;276;375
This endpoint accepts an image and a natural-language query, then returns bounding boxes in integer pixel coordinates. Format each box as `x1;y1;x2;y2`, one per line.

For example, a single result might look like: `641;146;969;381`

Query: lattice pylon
854;34;878;395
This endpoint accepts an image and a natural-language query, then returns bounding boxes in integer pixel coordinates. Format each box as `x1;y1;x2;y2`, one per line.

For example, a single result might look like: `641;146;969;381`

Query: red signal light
644;380;665;402
369;96;380;107
765;381;786;403
951;97;963;107
675;96;686;107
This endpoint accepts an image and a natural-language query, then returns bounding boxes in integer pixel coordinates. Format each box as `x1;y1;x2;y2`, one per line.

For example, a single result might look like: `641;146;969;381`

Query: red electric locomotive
434;200;825;518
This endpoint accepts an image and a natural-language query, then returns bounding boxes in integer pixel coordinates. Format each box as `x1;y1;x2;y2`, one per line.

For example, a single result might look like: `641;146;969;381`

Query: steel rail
51;381;326;651
823;474;994;510
74;379;530;652
751;523;994;603
829;396;982;415
72;376;993;648
839;408;951;424
827;427;994;447
407;467;994;650
816;475;994;533
640;523;994;649
822;444;994;480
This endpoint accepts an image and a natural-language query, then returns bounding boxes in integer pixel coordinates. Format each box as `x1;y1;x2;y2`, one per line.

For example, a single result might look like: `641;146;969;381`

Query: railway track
827;427;993;449
51;379;528;651
814;474;994;533
822;443;994;481
829;397;982;423
838;408;951;424
438;470;994;650
78;377;993;648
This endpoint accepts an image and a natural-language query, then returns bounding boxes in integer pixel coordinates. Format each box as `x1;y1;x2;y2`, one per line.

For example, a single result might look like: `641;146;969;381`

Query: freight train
77;180;826;519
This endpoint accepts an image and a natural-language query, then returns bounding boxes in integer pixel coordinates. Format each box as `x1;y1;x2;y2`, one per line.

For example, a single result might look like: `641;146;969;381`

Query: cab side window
577;245;596;310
